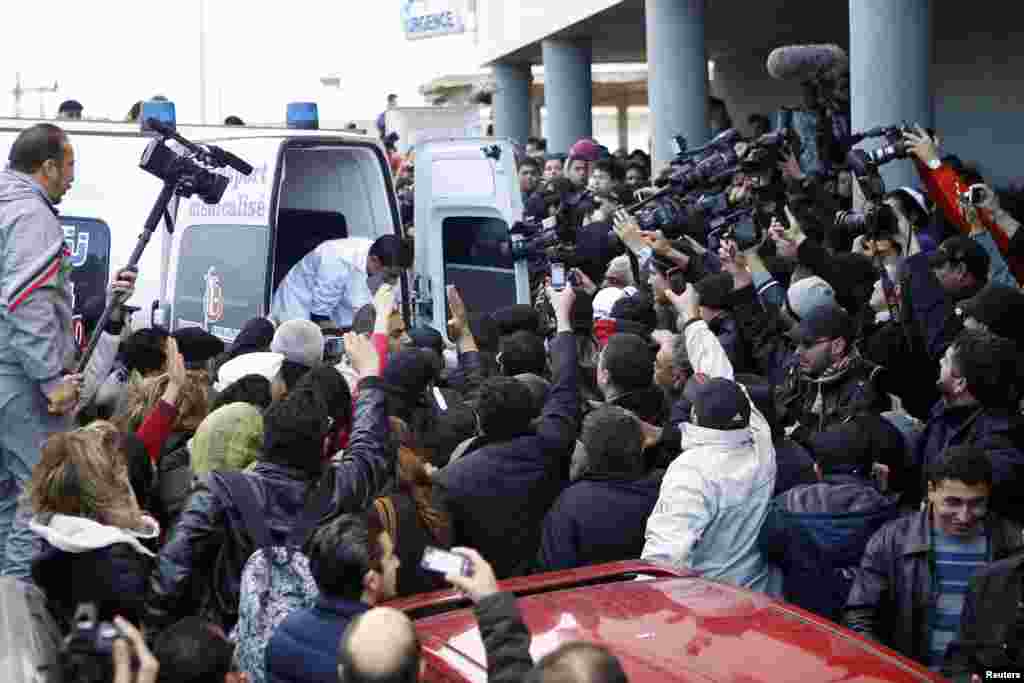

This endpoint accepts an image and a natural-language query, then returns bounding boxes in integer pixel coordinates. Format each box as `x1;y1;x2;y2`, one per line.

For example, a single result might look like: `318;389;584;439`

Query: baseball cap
786;275;836;322
690;377;751;431
569;138;601;162
271;319;325;368
958;283;1024;343
215;352;285;392
788;303;856;346
927;235;990;282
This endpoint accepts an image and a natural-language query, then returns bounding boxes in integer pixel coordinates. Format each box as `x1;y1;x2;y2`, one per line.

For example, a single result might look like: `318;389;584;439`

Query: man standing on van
271;234;413;331
0;124;83;575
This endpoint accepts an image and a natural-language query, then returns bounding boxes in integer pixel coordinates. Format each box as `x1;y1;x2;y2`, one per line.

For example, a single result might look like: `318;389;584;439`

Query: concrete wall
933;5;1024;188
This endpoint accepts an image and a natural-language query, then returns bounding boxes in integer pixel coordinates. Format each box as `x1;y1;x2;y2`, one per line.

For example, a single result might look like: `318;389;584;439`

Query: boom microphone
766;44;849;82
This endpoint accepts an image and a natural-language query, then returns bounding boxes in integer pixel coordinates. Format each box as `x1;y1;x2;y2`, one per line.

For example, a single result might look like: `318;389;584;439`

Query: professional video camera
141;119;252;204
76;119;253;375
833;202;900;242
844;123;916;176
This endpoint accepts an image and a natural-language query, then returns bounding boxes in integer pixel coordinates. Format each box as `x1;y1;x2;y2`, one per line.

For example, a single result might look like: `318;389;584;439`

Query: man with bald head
337;607;420;683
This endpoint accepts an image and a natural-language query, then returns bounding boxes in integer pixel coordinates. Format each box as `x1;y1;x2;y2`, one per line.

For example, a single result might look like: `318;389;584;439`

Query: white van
411;137;530;335
0;118;403;343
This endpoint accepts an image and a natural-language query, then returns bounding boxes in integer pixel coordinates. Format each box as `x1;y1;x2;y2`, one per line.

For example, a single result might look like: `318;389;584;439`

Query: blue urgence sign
402;0;465;40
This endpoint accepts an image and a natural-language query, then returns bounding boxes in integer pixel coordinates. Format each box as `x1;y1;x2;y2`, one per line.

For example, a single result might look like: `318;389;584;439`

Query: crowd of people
3;80;1024;683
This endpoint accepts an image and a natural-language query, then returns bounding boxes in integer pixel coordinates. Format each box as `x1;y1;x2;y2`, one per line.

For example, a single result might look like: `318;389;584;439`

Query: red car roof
390;562;943;683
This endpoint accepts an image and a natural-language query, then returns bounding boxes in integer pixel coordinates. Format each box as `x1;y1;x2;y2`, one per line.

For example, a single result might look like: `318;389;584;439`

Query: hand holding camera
112;616;159;683
902;124;940;166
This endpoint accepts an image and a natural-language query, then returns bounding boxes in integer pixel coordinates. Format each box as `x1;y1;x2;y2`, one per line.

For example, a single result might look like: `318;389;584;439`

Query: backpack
0;577;63;683
213;471;325;683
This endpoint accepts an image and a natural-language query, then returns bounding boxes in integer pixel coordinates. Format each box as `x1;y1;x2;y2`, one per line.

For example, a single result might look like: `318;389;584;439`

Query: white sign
401;0;465;40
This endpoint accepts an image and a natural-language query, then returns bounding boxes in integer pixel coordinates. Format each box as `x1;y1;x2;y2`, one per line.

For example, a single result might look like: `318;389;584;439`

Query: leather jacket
145;377;394;632
844;508;1024;665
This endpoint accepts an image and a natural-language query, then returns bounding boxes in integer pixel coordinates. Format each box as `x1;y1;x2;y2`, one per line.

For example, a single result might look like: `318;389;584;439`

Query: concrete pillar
541;39;593;155
492;62;533;145
617;101;630;153
850;0;933;190
646;0;709;172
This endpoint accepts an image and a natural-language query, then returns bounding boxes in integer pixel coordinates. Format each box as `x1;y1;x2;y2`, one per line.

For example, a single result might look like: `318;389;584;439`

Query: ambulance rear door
413;138;527;336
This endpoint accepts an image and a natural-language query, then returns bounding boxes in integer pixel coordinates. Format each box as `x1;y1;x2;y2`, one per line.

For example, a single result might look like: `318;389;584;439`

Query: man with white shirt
271;234;412;331
641;284;783;597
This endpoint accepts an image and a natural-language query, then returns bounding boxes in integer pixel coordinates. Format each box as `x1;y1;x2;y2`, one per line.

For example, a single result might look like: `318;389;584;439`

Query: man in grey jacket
0;123;132;577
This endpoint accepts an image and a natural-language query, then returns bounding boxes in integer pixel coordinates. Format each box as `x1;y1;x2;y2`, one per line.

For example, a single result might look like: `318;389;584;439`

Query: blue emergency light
287;102;319;130
140;100;176;134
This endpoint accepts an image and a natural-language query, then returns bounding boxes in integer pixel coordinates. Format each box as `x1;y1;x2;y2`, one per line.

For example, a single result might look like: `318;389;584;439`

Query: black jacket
476;592;533;683
944;550;1024;680
538;472;663;572
33;541;153;629
759;476;901;621
145;377;394;631
844;508;1024;665
434;332;578;579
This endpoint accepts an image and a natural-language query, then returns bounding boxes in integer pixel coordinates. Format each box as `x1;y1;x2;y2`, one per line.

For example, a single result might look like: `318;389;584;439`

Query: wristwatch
927;158;941;170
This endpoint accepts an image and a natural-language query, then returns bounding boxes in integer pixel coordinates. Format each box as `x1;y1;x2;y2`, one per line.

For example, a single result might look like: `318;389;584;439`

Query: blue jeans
0;387;71;580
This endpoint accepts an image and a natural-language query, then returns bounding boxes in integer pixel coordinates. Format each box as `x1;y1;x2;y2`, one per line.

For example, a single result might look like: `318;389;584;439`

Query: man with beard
776;303;890;446
271;234;412;331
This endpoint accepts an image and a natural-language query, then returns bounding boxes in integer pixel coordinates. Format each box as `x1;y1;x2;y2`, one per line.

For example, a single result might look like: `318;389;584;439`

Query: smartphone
550;261;566;290
323;335;346;363
420;546;472;577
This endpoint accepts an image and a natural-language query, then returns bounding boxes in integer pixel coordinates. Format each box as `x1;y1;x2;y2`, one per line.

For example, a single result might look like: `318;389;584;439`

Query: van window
61;217;111;346
442;216;517;316
173;224;269;343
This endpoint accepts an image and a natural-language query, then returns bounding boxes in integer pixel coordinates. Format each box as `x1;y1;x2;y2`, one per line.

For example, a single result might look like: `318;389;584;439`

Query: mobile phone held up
550;261;566;290
420;547;472;577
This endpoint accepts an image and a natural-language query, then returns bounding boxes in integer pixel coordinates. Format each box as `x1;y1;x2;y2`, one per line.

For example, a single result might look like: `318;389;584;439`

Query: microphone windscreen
766;44;849;82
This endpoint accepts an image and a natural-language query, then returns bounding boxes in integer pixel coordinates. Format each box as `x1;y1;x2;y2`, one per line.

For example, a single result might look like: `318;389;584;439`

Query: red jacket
913;159;1024;283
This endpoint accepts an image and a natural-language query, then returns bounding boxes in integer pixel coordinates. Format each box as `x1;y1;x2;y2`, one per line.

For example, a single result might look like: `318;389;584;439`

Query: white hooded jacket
642;319;783;596
29;513;160;557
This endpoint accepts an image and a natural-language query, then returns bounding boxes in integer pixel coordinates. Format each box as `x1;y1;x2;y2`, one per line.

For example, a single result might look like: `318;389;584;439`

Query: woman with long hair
28;422;160;627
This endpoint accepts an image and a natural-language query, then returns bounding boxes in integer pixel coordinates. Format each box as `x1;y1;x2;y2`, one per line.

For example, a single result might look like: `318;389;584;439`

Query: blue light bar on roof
287;102;319;130
140;100;176;134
